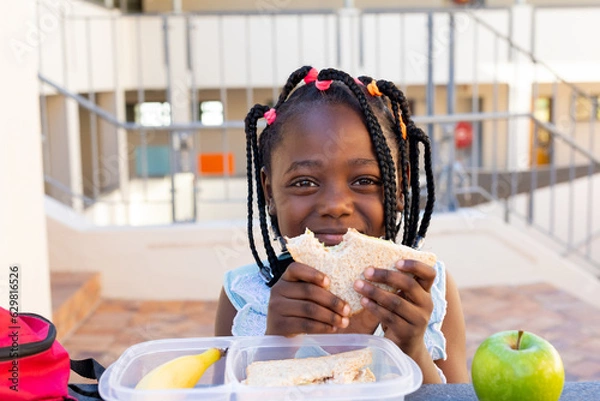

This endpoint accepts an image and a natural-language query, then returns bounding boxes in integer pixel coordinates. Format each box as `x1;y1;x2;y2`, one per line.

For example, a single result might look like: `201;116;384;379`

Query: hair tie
399;114;407;140
264;108;277;125
354;77;365;86
315;79;332;91
367;80;382;97
304;68;318;84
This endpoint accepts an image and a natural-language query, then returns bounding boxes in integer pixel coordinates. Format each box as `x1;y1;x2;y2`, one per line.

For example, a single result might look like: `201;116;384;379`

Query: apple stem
516;330;524;350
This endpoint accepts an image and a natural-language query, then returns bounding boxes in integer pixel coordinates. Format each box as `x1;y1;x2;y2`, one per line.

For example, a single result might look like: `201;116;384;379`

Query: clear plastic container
99;337;234;401
99;334;422;401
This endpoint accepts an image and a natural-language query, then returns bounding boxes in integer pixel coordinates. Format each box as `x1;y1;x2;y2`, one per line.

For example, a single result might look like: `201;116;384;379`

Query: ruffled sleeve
425;260;448;361
223;263;270;336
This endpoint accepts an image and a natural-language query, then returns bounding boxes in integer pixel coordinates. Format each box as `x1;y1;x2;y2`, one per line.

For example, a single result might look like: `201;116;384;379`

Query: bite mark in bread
285;228;437;315
243;348;375;387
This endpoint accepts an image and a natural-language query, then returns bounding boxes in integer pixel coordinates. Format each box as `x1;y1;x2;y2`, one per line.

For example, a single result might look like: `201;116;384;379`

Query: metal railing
419;111;600;273
38;5;600;272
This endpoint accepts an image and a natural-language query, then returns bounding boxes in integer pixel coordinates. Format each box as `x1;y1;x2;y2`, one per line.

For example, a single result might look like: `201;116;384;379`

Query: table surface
406;382;600;401
79;380;600;400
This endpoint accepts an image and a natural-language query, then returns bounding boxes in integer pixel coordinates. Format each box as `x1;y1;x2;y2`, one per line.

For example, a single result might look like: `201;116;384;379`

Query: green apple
471;330;564;401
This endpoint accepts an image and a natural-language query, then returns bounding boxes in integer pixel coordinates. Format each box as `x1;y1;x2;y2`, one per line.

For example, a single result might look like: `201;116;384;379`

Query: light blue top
223;259;448;361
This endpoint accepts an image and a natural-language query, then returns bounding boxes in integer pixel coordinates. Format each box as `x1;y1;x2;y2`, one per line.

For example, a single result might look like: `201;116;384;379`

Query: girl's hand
265;261;351;336
353;259;436;358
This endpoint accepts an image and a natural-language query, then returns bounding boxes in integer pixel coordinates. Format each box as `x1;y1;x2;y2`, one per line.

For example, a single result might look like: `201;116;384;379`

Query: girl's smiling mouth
315;233;344;246
312;229;356;246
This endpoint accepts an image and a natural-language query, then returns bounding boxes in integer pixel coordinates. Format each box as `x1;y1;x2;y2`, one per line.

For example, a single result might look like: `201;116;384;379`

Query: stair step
51;271;101;341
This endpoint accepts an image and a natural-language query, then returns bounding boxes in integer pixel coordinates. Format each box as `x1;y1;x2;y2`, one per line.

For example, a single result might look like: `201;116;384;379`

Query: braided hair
245;66;435;286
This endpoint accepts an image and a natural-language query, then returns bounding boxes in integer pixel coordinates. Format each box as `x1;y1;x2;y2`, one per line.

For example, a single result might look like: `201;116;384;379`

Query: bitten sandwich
286;228;437;315
243;348;375;387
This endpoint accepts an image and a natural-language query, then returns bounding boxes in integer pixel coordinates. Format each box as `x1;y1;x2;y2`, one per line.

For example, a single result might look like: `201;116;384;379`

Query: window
114;0;143;12
533;97;553;166
534;97;552;123
574;95;600;122
135;102;171;127
200;101;224;126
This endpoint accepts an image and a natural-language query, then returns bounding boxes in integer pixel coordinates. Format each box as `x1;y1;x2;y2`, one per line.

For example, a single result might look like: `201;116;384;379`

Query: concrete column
0;1;52;317
97;92;127;193
508;4;534;170
114;91;130;202
166;16;195;222
168;16;191;125
46;95;84;211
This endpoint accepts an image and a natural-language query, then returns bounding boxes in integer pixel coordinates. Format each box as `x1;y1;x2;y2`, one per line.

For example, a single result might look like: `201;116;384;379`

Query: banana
135;347;226;390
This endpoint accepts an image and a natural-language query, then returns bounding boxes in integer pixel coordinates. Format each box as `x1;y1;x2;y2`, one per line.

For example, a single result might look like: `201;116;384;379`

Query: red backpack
0;308;76;400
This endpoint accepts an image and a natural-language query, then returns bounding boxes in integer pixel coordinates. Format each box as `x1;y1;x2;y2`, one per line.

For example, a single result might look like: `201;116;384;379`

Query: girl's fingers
281;262;330;288
354;280;433;326
395;260;437;292
354;279;424;325
359;294;407;328
269;298;350;330
273;281;351;319
270;261;351;333
276;263;350;318
362;260;436;294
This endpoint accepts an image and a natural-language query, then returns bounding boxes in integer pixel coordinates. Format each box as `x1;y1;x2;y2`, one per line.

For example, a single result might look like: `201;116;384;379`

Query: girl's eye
291;179;317;187
353;177;381;186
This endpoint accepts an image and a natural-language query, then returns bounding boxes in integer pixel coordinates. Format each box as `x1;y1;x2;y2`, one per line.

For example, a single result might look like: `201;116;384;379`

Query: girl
215;66;469;383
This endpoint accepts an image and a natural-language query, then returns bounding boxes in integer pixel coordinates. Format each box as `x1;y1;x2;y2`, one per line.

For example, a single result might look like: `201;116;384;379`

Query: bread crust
243;348;375;387
286;228;437;315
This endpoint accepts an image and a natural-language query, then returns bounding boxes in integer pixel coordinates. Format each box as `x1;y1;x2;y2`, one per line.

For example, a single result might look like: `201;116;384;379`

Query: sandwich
243;348;375;386
285;228;437;315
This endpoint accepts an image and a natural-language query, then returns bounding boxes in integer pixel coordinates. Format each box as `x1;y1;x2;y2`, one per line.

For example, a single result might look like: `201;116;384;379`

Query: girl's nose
317;184;353;218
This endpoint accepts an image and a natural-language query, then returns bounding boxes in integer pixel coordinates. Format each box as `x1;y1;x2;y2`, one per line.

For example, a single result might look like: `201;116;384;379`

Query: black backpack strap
71;358;106;380
68;384;104;401
68;358;107;401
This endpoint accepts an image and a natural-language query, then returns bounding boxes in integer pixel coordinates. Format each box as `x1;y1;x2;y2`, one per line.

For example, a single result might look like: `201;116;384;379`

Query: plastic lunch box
98;334;422;401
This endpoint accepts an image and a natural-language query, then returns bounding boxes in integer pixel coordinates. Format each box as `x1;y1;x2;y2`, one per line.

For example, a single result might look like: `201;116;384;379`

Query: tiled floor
63;283;600;383
51;272;101;341
460;283;600;382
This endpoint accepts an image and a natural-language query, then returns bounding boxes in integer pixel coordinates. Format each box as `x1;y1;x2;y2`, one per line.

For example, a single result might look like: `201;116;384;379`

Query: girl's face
262;103;388;247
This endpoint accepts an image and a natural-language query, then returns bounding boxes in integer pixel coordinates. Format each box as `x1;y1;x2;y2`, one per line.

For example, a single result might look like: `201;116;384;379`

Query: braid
372;79;411;244
245;104;278;284
274;65;314;108
396;115;410;243
407;130;421;247
370;79;436;249
415;129;436;242
390;83;424;247
398;92;435;247
318;69;398;240
244;66;319;286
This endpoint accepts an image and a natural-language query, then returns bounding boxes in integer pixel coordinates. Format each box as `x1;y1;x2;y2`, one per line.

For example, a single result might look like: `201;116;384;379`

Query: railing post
86;17;100;201
586;97;597;259
426;12;436;190
136;17;148;201
187;15;198;221
162;15;177;223
507;3;534;172
447;12;457;212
